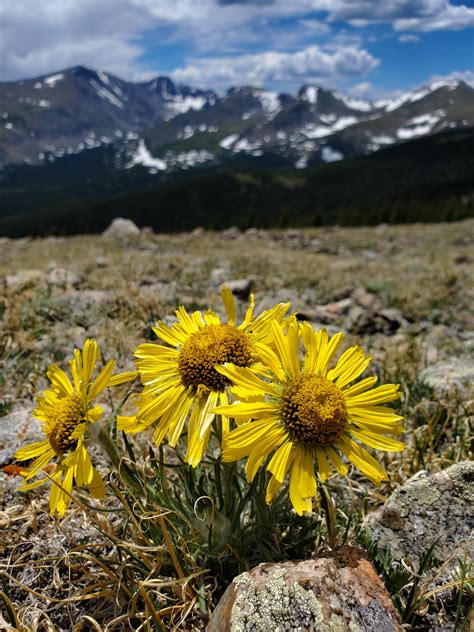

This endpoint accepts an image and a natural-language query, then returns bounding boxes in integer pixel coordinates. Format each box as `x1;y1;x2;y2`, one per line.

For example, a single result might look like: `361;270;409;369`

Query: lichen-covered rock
207;547;402;632
419;358;474;398
365;461;474;566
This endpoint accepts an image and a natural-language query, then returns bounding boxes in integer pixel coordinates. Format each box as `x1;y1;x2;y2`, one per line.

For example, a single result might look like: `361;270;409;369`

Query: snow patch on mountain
90;80;124;110
242;110;256;120
219;134;239;149
304;116;358;139
378;80;459;113
126;139;167;172
43;73;64;88
397;111;443;139
409;112;443;126
97;71;111;85
233;138;261;152
322;146;344;162
168;149;214;168
167;95;208;115
333;91;372;112
300;86;319;104
320;114;337;124
370;134;395;145
255;90;281;118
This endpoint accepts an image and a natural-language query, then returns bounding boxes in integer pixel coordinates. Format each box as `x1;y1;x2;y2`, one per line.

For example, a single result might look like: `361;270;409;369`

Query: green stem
97;424;144;495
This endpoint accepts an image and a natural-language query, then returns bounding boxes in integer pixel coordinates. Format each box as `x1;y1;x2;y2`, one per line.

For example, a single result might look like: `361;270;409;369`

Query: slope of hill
0;128;472;236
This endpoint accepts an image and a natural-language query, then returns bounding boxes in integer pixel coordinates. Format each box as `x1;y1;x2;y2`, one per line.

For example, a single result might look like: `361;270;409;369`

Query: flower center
280;376;348;446
47;394;85;455
178;324;253;391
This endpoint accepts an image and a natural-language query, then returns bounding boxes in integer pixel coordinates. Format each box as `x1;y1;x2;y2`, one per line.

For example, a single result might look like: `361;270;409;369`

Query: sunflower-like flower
15;339;137;516
213;321;404;515
118;287;291;466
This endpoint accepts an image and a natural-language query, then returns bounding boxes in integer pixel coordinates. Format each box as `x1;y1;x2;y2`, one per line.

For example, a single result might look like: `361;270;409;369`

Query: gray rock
419;359;474;398
227;278;254;300
352;287;379;309
207;547;402;631
221;226;242;240
46;266;82;287
138;281;178;303
102;217;140;238
346;305;406;335
244;227;265;238
210;266;231;286
191;226;205;236
63;289;113;310
365;461;474;567
299;298;353;324
5;269;43;290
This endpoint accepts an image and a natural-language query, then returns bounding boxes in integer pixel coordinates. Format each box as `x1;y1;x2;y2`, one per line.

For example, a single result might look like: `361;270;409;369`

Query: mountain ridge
1;66;472;171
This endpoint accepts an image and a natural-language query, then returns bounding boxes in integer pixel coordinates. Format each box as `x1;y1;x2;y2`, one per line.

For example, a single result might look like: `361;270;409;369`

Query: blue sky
0;0;473;98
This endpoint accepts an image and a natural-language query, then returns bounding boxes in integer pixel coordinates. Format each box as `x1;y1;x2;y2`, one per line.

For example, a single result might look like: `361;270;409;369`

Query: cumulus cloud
0;0;152;80
394;3;474;30
0;0;471;87
323;0;474;31
171;45;379;88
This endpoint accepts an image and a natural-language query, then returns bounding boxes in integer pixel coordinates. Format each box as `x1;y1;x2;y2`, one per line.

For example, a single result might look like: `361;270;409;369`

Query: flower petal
15;439;51;461
81;339;100;388
223;418;279;461
221;286;236;326
337;436;388;485
218;364;279;397
267;440;295;483
289;448;313;515
88;360;116;400
47;365;74;396
107;370;139;387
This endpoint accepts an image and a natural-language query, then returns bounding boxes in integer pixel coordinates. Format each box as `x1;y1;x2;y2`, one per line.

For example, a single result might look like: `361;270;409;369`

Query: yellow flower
15;339;137;517
118;287;290;467
214;321;404;515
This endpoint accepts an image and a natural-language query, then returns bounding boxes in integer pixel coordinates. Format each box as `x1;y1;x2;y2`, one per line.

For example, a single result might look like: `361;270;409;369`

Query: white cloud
349;81;373;96
0;0;152;80
323;0;474;31
398;34;421;42
171;45;380;89
394;3;474;30
0;0;471;86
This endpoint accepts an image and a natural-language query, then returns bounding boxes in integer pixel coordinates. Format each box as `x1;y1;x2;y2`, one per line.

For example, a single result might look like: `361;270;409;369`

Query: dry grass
0;219;473;630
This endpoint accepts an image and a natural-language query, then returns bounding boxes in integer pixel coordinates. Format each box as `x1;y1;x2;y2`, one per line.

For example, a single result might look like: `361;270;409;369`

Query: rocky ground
0;218;473;630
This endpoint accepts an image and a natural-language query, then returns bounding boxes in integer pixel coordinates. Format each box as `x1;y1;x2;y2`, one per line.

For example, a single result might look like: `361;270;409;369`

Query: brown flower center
47;394;85;455
178;324;252;391
280;376;347;446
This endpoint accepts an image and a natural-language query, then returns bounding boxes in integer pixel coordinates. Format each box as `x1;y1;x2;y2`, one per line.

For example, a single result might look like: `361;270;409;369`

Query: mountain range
1;65;473;172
